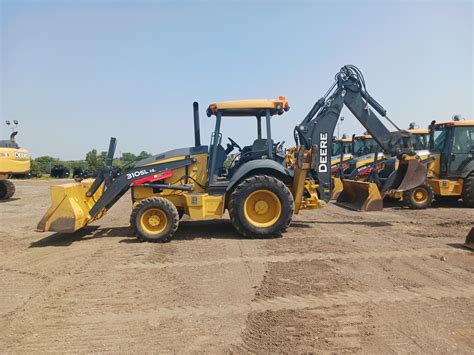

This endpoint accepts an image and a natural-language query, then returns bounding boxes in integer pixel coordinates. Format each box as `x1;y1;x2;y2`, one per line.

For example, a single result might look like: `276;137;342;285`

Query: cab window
433;128;448;152
452;126;474;154
411;134;428;150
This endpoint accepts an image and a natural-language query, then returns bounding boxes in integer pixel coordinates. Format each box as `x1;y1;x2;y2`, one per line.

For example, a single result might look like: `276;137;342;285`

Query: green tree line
31;150;152;176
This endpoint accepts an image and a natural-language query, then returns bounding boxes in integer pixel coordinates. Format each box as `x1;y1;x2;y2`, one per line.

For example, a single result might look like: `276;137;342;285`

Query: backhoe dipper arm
295;65;415;202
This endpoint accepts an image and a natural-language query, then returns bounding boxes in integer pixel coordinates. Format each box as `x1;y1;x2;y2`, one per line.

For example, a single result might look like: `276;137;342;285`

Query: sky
1;0;473;160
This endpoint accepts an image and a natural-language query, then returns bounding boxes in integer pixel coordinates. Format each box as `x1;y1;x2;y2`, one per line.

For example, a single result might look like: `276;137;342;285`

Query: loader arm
37;138;197;233
295;65;425;203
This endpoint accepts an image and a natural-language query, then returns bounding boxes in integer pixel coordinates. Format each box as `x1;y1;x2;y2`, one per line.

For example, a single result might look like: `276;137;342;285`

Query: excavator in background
0;121;30;200
37;65;426;242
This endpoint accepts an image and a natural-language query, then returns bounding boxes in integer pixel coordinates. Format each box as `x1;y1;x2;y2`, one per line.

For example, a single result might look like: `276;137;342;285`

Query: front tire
462;174;474;207
402;182;434;209
0;180;15;200
229;175;294;238
130;197;179;242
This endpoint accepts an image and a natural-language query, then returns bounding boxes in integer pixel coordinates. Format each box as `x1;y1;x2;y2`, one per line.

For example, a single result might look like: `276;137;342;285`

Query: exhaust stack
193;102;201;147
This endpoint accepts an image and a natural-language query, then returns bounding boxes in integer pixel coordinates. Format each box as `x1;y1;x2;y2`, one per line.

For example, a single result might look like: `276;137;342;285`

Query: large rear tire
461;174;474;208
0;180;15;200
130;197;179;242
229;175;294;238
402;182;433;209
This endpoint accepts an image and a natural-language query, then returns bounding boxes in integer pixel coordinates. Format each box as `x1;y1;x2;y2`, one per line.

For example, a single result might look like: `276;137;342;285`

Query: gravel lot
1;180;473;352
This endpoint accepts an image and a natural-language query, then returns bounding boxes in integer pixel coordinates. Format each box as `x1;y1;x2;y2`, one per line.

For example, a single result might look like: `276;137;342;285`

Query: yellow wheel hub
413;188;428;203
140;208;168;235
244;190;281;228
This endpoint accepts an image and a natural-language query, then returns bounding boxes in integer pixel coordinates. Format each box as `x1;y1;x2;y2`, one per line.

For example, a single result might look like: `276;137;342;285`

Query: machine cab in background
205;97;290;186
431;120;474;178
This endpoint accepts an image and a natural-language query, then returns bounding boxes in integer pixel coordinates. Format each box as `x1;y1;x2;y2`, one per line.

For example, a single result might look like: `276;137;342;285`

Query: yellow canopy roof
207;96;289;117
333;137;353;143
435;120;474;127
408;129;430;134
354;134;373;140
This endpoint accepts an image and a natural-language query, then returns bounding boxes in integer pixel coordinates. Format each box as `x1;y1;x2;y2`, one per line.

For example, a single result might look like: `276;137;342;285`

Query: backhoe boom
295;65;424;203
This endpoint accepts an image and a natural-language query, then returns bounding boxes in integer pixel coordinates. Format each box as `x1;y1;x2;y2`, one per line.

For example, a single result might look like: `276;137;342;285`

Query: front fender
227;160;292;191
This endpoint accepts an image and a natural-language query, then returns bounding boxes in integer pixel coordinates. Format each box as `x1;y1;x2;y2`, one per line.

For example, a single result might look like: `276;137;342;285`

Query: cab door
447;126;474;177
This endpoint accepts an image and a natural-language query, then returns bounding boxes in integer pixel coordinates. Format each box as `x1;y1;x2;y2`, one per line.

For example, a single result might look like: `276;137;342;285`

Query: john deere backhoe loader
0;121;30;200
331;128;430;202
37;65;425;242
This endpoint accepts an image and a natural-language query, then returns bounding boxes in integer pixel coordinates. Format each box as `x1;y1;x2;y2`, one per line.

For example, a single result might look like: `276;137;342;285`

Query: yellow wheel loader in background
37;65;426;242
0;121;30;200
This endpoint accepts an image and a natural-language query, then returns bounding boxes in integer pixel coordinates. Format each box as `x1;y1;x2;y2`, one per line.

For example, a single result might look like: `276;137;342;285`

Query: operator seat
246;139;273;160
378;158;397;180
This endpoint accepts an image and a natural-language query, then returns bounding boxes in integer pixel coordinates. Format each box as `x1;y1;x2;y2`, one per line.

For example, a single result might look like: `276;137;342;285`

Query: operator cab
408;129;430;151
352;134;378;156
332;137;352;156
431;120;474;178
205;97;289;185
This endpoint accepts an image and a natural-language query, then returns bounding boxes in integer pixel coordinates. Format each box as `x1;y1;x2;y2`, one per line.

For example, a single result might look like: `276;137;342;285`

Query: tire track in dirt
68;284;474;321
237;305;370;353
117;246;470;270
359;297;474;353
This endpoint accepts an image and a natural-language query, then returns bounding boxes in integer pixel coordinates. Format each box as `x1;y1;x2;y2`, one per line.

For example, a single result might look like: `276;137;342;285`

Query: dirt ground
0;180;473;353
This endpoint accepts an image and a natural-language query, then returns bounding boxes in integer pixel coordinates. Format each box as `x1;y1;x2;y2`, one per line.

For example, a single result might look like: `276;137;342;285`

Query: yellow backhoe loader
332;128;431;203
37;65;426;242
0;121;30;200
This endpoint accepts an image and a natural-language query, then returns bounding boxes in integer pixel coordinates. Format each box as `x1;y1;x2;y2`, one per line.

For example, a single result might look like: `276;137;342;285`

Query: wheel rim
413;187;428;203
244;190;282;228
140;208;168;235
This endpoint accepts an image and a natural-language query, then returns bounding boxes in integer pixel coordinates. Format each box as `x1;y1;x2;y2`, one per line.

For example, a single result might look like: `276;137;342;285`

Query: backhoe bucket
391;159;427;192
331;177;343;200
37;179;105;233
465;228;474;250
336;179;383;211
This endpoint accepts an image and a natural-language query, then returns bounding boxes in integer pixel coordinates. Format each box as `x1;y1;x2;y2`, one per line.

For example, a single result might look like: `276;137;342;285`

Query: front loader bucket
464;228;474;250
37;179;105;233
336;179;383;211
331;177;343;200
391;159;427;192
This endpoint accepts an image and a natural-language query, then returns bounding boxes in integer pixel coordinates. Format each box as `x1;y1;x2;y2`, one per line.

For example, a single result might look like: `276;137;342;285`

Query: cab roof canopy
207;97;289;117
407;128;430;134
354;134;373;140
434;120;474;127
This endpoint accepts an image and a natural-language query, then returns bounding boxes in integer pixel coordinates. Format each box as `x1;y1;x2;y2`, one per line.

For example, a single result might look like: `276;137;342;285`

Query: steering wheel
227;137;242;152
